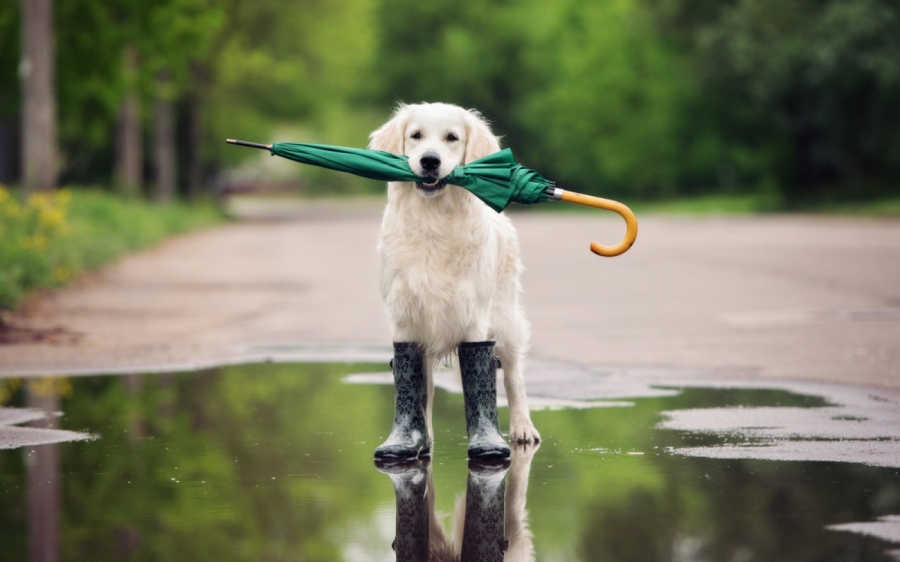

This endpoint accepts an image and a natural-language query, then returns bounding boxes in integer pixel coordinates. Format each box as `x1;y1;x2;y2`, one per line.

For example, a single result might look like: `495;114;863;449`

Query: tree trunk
26;384;60;562
186;62;211;202
115;47;142;198
20;0;57;194
186;88;204;201
152;71;176;204
0;118;15;184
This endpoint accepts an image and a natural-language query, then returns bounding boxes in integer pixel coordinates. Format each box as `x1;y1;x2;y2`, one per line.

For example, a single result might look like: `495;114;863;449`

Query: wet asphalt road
1;198;899;392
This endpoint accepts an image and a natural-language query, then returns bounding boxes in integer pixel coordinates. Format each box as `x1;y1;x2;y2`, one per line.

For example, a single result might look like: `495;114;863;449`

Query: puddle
2;363;900;561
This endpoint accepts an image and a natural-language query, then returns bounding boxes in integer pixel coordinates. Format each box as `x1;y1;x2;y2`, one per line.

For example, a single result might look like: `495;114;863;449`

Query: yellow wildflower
2;199;19;218
56;189;72;206
27;377;74;399
54;265;71;283
40;207;66;229
0;378;22;405
21;234;48;250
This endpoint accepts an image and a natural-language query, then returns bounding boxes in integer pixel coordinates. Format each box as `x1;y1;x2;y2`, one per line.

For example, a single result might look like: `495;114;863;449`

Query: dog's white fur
369;102;540;445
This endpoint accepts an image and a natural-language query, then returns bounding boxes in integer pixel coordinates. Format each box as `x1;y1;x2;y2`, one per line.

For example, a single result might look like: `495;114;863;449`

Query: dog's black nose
420;153;441;172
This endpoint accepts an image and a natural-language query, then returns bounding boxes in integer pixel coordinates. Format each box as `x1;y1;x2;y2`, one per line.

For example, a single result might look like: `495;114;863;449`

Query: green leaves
654;0;900;203
2;0;896;204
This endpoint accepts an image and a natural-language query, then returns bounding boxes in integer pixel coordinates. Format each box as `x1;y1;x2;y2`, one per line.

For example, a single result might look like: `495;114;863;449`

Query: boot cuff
458;340;497;349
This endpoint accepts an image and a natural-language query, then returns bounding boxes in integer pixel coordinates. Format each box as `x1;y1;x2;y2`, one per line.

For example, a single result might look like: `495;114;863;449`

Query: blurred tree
153;71;177;203
5;0;896;204
514;0;722;198
371;0;724;199
371;0;540;155
3;0;358;196
114;47;142;199
140;0;224;202
647;0;900;204
54;0;124;186
0;5;20;185
20;0;58;194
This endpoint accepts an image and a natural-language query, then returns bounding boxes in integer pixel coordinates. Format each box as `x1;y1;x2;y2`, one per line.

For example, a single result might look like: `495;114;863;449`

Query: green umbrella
227;139;637;257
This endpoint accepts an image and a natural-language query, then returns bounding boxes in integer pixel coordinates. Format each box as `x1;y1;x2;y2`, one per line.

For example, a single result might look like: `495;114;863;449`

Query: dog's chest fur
378;188;500;352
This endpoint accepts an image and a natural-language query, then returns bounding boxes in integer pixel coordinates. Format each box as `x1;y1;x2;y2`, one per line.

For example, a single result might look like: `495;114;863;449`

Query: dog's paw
509;421;541;446
511;438;541;462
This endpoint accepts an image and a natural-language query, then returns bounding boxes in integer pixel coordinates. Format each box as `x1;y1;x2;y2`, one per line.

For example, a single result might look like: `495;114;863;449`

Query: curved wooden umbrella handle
554;189;638;257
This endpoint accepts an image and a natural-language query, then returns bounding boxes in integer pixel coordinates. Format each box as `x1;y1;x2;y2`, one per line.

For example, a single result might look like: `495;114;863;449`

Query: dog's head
368;102;501;198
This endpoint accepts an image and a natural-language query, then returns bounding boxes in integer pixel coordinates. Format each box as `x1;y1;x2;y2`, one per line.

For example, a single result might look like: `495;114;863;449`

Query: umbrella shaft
226;139;272;151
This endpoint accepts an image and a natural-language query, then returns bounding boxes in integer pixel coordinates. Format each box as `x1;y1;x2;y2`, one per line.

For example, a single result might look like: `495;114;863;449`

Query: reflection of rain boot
375;458;430;562
375;342;431;459
459;341;511;459
461;459;511;562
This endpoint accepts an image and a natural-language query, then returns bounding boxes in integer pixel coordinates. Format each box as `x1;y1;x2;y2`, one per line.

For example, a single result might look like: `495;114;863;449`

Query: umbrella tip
226;139;272;150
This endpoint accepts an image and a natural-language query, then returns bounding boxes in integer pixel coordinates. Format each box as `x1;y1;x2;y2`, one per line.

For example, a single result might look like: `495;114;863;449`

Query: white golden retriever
368;102;540;445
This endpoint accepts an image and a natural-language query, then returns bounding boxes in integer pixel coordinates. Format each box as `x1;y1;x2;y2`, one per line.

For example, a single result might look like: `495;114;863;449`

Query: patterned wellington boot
459;341;511;459
374;342;431;459
375;458;430;562
461;459;511;562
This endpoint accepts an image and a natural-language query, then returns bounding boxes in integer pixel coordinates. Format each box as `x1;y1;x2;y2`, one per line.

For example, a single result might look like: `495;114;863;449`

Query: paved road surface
2;198;899;391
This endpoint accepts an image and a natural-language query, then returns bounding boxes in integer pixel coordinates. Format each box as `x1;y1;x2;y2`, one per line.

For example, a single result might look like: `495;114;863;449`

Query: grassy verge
519;193;779;215
0;186;225;311
811;197;900;217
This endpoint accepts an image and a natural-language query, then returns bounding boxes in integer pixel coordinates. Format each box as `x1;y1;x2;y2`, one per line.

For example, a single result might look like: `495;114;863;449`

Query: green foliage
0;186;223;311
513;0;716;198
648;0;900;204
0;3;18;118
1;0;897;203
369;0;766;199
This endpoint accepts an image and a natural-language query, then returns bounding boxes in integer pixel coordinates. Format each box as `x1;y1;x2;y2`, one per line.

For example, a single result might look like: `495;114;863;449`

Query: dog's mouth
415;177;447;193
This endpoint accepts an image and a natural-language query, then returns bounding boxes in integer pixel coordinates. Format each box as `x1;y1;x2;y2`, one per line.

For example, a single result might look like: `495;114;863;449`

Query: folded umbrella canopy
227;139;637;257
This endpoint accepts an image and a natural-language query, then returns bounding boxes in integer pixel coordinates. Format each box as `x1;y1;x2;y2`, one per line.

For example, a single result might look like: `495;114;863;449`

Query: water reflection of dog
376;444;538;561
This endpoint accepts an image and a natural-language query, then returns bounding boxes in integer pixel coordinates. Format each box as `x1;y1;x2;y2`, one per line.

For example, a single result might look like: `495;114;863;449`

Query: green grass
812;197;900;217
0;188;225;311
628;193;780;214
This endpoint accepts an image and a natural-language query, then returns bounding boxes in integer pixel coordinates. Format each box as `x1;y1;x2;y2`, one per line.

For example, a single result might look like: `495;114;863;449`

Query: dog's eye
446;133;459;142
410;131;421;140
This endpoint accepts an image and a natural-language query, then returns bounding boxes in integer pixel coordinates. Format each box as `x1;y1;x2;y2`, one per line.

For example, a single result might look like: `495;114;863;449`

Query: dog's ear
368;104;409;155
464;109;501;164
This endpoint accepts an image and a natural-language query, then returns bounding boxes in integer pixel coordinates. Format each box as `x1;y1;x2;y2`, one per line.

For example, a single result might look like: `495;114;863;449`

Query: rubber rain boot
374;342;431;459
461;459;510;562
375;458;430;562
459;341;511;459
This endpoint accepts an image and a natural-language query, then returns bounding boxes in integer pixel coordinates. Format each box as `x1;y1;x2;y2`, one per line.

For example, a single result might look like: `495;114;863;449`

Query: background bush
0;186;222;311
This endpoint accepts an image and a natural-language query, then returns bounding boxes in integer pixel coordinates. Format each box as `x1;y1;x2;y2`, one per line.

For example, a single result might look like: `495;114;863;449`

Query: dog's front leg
424;355;438;446
496;349;541;445
505;441;539;560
